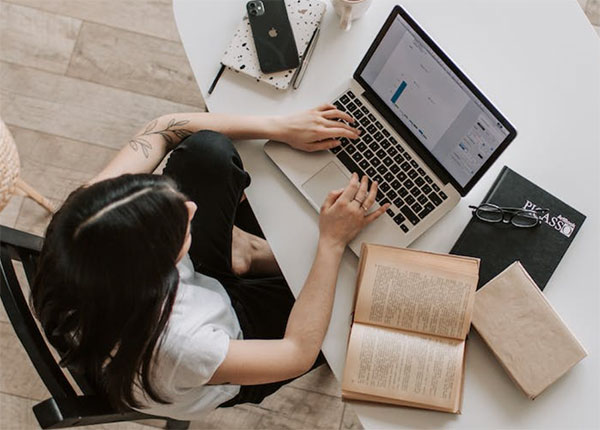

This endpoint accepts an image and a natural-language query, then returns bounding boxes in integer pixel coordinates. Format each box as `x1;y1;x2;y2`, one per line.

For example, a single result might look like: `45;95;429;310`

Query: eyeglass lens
475;205;503;222
474;204;540;228
511;211;539;227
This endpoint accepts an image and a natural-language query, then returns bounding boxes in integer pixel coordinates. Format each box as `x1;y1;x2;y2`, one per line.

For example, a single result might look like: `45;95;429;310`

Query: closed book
221;0;326;90
451;166;586;290
472;262;587;399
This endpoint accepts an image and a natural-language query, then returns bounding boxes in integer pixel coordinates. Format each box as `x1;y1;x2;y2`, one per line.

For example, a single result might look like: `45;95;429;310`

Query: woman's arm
209;174;390;385
211;237;344;384
88;105;359;185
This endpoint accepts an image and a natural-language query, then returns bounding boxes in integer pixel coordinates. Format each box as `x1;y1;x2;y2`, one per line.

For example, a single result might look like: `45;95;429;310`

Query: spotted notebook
221;0;326;90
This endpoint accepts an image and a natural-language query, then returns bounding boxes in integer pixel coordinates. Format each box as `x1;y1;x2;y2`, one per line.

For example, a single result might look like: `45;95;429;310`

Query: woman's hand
319;173;390;250
272;104;360;152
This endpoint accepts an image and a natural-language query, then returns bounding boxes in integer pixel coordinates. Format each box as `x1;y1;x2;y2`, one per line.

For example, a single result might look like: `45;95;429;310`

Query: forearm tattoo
129;118;193;158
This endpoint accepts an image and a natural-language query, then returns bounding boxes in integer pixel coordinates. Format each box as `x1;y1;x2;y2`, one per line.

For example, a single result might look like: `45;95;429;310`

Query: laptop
264;5;517;255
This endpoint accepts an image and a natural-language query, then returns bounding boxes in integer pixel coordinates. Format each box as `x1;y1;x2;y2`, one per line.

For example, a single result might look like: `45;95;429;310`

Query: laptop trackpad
301;162;350;209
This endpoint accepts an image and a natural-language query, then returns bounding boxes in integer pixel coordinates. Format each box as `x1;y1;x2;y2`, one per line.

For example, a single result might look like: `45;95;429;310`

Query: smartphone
246;0;299;74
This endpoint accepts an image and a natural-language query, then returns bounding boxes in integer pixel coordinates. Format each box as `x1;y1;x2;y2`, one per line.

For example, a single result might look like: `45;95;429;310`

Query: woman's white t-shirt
133;254;243;420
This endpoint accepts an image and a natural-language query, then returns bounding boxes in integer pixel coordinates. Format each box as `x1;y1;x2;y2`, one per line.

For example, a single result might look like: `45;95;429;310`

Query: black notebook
451;166;586;290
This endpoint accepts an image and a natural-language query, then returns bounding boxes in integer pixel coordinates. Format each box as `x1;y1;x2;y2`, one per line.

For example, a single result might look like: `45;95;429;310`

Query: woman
31;104;389;420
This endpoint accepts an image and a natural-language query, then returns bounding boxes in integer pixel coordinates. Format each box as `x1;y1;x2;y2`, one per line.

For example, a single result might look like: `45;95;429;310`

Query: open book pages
342;324;466;412
342;244;479;413
473;262;587;399
354;244;480;339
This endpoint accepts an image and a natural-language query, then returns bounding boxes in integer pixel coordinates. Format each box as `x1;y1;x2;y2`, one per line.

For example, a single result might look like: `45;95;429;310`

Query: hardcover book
473;262;587;399
341;244;479;413
451;166;586;290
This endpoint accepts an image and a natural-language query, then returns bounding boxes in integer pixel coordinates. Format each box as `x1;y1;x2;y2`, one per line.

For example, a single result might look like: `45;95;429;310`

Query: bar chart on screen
372;30;470;150
391;80;407;105
388;77;429;140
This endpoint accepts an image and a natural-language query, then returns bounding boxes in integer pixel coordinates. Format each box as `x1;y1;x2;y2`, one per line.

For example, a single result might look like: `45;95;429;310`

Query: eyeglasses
469;203;549;228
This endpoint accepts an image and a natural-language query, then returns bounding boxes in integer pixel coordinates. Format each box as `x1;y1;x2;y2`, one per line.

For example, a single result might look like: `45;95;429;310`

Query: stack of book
341;167;588;413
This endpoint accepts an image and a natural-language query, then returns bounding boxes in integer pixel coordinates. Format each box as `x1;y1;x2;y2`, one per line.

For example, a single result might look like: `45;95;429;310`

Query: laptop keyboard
330;90;448;233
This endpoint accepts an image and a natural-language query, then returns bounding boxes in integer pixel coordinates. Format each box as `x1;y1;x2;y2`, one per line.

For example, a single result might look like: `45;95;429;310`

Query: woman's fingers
362;180;378;209
321;109;355;123
322;118;359;135
316;103;336;112
299;139;340;152
320;127;359;140
354;175;369;204
322;187;345;210
339;173;360;202
366;204;389;223
361;181;388;222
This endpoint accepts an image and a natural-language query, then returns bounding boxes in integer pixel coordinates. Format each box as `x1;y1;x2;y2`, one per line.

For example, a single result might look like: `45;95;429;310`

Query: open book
341;244;480;413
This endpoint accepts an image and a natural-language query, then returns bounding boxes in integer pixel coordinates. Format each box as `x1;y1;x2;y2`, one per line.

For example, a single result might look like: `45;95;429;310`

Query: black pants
163;131;324;407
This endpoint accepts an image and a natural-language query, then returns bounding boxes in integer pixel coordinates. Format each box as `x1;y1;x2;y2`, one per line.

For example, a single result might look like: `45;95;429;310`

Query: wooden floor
0;0;598;429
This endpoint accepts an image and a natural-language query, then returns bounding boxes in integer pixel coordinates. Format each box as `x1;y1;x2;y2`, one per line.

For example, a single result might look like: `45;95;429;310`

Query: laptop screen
357;9;515;192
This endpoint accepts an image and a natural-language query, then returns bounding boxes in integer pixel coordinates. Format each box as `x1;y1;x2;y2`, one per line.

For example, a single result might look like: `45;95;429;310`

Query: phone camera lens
249;9;257;15
248;2;256;8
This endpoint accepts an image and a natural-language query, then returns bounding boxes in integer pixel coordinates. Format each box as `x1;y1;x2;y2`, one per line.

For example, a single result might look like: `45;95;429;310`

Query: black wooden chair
0;225;190;429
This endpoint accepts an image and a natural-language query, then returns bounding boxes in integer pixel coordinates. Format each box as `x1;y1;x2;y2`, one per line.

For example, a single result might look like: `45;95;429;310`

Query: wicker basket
0;118;21;212
0;117;55;213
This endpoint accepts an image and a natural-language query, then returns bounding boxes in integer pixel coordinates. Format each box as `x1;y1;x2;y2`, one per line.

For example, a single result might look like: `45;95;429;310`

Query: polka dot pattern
222;0;326;90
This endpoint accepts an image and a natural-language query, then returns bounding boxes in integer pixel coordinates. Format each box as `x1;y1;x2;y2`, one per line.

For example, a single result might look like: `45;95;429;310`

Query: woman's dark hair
31;174;190;410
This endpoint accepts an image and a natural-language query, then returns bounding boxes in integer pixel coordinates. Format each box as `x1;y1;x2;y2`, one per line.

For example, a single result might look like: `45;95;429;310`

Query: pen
293;27;320;90
208;64;226;95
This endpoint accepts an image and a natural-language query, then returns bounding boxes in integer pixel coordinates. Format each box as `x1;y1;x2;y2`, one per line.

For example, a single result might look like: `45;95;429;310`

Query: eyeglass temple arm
469;204;549;213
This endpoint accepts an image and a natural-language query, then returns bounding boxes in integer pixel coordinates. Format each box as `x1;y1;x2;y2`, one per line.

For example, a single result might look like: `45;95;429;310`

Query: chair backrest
0;225;162;428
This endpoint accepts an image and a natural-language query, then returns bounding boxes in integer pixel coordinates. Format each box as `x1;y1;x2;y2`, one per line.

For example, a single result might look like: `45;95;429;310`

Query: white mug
331;0;373;31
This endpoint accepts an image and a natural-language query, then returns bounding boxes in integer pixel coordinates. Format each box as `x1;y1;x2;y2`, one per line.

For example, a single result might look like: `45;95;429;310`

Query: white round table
173;0;600;428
